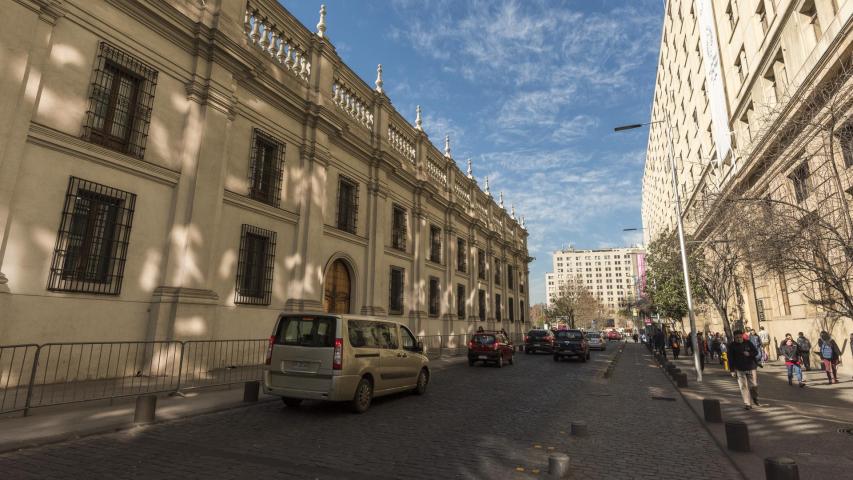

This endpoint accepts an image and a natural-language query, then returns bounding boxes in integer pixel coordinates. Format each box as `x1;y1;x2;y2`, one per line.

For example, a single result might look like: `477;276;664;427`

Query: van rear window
276;316;335;347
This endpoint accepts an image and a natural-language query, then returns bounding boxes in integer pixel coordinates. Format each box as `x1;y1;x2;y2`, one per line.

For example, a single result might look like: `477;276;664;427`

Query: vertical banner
695;0;731;163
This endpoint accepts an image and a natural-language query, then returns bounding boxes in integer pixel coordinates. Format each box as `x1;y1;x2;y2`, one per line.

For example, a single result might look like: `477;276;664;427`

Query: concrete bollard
134;395;157;425
570;421;588;436
725;421;750;452
243;380;260;402
764;457;799;480
548;453;570;479
675;372;688;388
703;399;722;423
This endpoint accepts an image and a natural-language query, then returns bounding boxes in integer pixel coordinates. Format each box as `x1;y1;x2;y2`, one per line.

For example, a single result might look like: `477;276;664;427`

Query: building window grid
494;259;502;285
82;42;158;159
477;249;486;280
235;224;277;305
247;129;285;207
456;238;467;272
389;266;405;315
457;284;466;319
391;205;407;251
336;175;359;234
478;289;486;321
428;277;440;317
48;177;137;295
495;293;502;322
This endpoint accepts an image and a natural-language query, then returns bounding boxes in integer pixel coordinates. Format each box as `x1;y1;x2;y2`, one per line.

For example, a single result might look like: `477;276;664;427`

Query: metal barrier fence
0;344;39;414
179;339;267;391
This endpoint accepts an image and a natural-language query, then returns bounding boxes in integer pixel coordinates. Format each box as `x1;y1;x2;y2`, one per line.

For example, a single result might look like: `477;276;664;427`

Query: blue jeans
786;363;803;383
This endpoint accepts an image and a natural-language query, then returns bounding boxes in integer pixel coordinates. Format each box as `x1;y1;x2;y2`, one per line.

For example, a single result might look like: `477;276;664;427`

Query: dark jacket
727;340;760;371
818;339;841;362
669;335;681;349
780;344;801;364
796;335;811;352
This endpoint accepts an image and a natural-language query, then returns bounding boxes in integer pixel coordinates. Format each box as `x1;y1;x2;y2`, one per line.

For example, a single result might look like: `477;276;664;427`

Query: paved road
0;343;739;479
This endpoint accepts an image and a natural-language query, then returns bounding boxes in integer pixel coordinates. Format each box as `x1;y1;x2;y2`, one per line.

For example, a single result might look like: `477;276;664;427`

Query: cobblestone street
0;343;739;479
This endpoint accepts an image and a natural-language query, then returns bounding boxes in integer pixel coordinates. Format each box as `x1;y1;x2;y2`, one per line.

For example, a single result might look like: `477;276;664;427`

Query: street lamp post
615;116;704;382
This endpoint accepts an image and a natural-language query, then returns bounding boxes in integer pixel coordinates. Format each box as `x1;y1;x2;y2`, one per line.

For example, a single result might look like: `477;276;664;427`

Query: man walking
654;328;667;359
758;326;771;361
796;332;812;371
728;330;762;410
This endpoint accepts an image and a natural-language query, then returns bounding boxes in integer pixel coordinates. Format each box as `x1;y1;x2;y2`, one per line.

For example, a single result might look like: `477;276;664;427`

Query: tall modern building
545;246;645;314
642;1;852;337
0;0;530;345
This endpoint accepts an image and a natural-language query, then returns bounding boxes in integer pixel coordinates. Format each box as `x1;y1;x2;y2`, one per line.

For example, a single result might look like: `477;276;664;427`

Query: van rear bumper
263;371;360;402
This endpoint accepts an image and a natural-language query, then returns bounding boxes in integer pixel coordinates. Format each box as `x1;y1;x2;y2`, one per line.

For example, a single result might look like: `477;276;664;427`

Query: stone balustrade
477;201;488;219
454;179;471;203
244;3;311;82
332;81;374;130
388;125;416;164
427;156;448;187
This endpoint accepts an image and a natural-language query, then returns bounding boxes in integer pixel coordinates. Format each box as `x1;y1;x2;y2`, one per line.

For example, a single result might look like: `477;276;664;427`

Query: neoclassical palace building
0;0;531;344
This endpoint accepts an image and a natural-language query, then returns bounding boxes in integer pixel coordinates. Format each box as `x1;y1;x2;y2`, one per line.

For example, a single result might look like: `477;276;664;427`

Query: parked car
524;329;556;353
468;331;515;367
553;329;590;362
606;330;622;341
586;331;606;351
263;313;429;413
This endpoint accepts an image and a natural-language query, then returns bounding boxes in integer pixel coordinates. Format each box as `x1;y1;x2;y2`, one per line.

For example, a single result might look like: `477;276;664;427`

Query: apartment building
0;0;530;345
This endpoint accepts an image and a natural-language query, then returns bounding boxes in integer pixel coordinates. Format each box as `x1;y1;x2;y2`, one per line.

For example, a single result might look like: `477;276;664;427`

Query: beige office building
0;0;530;345
545;246;645;315
642;1;852;339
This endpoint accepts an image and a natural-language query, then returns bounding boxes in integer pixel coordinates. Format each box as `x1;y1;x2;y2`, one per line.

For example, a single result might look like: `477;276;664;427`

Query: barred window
837;120;853;167
478;289;486;321
391;204;407;251
336;176;358;234
477;249;486;280
520;300;525;323
428;277;440;317
494;259;502;285
495;293;502;321
429;226;441;263
508;297;515;322
456;284;466;319
389;266;405;315
48;177;136;295
507;265;515;290
789;161;812;203
248;129;285;206
235;225;276;305
456;238;466;272
82;42;158;159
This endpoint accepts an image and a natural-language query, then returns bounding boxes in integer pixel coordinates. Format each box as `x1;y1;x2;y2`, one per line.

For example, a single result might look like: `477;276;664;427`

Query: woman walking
817;331;842;384
669;332;681;360
780;337;805;387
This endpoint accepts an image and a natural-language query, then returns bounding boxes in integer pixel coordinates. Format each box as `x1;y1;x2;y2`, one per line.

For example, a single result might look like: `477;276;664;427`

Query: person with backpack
749;329;765;366
781;337;806;387
728;330;762;409
817;331;842;384
669;332;681;360
796;332;812;371
758;326;771;361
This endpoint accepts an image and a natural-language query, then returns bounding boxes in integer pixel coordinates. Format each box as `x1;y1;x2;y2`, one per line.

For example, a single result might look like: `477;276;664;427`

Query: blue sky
284;0;664;305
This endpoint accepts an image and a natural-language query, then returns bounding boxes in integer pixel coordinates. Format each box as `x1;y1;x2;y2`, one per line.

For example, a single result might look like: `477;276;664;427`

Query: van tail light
265;335;275;365
333;338;343;370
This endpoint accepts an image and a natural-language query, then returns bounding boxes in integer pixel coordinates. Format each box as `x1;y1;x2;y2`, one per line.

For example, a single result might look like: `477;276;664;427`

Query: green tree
645;229;706;329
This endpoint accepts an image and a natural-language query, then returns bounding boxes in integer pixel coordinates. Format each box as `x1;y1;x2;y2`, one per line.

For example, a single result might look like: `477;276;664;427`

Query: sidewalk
666;350;853;479
0;355;467;454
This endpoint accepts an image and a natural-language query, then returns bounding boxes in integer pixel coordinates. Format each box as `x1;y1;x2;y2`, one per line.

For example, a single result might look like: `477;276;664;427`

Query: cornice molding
222;190;299;225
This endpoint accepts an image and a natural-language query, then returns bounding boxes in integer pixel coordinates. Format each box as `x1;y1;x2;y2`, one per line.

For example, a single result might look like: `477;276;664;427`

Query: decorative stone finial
484;176;491;196
499;191;505;209
511;204;516;219
415;105;423;131
466;158;473;179
317;5;327;38
444;135;451;158
375;64;384;93
520;216;525;227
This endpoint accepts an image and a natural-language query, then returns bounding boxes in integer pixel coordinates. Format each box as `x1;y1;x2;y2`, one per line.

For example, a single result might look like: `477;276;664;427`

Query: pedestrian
711;334;722;362
696;332;706;372
669;332;681;360
477;326;484;333
796;332;812;371
727;330;762;410
816;331;842;384
780;337;806;387
654;329;667;359
749;329;765;366
758;326;771;360
779;333;794;353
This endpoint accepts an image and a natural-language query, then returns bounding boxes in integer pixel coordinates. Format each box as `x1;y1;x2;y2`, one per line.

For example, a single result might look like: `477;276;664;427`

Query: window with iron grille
789;161;812;203
477;249;486;279
429;225;441;263
82;42;158;159
837;120;853;167
495;293;502;321
235;224;276;305
507;265;515;290
456;238;466;272
494;259;502;285
478;289;486;321
336;175;359;234
457;284;466;319
248;129;285;207
428;277;440;317
389;266;405;315
48;177;136;295
520;300;525;322
508;297;515;322
391;204;407;251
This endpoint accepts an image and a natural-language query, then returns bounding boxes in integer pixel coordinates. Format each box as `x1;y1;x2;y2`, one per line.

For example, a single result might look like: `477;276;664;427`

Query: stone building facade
0;0;530;344
642;0;852;342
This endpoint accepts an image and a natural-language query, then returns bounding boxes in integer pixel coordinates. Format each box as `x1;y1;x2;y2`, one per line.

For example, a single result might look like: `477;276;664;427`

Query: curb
603;341;626;379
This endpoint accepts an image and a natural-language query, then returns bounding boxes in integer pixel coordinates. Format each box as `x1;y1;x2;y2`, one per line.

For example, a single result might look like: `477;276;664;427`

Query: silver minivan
263;313;430;413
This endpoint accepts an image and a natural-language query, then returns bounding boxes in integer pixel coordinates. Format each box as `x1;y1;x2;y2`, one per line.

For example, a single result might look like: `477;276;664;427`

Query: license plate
478;355;488;359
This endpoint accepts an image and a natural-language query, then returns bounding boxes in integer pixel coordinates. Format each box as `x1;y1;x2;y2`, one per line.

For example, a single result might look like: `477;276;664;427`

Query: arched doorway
323;259;351;314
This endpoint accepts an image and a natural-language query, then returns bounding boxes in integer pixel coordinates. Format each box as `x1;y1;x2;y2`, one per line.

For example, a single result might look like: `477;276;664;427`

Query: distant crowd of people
645;325;849;410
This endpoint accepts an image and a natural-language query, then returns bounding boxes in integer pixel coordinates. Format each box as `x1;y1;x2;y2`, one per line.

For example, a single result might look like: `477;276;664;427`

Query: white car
586;331;606;351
